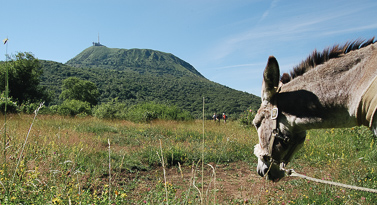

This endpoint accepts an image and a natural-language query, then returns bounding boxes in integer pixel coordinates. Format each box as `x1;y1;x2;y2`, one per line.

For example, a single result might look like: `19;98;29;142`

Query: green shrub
238;107;256;127
0;93;19;113
20;101;42;114
92;99;128;119
126;102;193;122
57;99;92;116
93;101;193;122
48;105;59;114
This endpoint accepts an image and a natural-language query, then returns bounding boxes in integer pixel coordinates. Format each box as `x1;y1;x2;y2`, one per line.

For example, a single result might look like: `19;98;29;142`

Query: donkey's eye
277;140;289;149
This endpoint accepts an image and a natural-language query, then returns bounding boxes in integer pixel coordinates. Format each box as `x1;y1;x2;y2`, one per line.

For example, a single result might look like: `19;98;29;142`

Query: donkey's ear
261;56;280;101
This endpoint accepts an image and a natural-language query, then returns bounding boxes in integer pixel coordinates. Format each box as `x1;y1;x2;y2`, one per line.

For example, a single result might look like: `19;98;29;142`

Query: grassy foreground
0;114;376;204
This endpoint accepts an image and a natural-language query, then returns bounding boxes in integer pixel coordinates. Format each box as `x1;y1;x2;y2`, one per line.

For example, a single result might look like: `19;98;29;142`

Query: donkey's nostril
263;155;271;162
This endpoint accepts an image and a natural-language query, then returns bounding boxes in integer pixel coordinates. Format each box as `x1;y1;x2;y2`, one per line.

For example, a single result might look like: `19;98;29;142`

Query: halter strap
267;84;287;159
266;85;295;163
268;107;279;157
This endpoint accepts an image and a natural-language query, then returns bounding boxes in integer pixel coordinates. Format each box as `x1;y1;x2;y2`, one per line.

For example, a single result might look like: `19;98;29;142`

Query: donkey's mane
281;37;376;84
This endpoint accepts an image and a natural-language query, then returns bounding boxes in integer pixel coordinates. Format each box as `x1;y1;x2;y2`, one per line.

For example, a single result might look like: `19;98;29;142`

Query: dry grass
0;114;376;204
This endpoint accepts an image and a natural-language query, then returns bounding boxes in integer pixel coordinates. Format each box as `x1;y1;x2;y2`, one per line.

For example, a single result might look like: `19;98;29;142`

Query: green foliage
38;46;261;118
0;52;50;104
238;107;256;127
40;59;260;118
0;92;19;113
20;101;43;114
59;77;100;106
57;99;92;116
4;47;261;119
127;102;193;122
92;98;128;119
93;101;193;122
66;47;204;78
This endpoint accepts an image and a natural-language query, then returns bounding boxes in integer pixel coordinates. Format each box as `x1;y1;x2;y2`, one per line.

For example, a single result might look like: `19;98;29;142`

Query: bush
92;99;128;119
0;93;19;114
20;102;43;114
238;107;256;127
47;105;59;115
93;101;193;122
57;99;92;116
126;102;193;122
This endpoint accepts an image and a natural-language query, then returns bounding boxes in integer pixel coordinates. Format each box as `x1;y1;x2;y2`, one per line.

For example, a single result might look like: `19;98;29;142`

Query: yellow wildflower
52;197;62;204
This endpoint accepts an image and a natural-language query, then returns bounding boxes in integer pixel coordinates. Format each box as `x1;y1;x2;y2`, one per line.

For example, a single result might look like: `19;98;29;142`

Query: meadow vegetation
0;113;376;204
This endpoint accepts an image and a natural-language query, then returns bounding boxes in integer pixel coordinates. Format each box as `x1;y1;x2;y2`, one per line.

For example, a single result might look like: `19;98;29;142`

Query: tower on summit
93;33;104;46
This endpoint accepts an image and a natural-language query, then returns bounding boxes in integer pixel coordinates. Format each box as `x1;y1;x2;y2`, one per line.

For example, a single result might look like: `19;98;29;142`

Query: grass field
0;114;376;204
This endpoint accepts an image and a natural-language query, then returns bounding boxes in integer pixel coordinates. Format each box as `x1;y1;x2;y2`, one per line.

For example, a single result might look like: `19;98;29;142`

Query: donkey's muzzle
256;158;285;182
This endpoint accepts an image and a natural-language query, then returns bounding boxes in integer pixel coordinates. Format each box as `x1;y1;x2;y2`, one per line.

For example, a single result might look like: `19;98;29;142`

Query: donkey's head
253;56;306;181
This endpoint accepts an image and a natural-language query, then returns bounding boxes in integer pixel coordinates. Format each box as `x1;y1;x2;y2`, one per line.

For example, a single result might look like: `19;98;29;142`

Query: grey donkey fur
253;38;377;181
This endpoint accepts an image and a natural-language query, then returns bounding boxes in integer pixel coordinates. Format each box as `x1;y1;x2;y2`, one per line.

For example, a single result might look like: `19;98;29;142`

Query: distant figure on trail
213;113;222;123
223;113;227;123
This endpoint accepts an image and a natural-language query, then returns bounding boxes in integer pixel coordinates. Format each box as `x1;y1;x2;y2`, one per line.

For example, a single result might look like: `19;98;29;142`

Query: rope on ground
285;169;377;194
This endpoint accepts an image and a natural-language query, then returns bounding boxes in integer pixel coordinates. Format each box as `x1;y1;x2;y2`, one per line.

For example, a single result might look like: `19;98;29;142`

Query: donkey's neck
279;43;377;131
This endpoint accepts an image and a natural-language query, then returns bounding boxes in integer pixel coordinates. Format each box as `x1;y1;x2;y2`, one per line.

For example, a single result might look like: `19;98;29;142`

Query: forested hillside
66;46;204;78
40;46;260;118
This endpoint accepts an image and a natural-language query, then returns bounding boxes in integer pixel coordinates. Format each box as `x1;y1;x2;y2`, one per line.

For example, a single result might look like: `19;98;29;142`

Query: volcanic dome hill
40;46;260;117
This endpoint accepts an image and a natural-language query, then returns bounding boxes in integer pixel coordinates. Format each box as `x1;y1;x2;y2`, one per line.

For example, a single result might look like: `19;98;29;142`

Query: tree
0;52;50;104
59;77;100;106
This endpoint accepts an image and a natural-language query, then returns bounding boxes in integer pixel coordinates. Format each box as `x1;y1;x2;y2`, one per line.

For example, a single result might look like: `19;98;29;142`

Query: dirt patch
115;161;300;204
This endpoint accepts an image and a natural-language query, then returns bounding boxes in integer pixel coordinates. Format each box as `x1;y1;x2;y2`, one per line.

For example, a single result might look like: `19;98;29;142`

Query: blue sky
2;0;377;96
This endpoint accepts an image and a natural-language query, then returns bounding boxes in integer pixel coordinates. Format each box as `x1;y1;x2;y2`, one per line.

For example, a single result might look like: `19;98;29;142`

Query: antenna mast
93;33;104;47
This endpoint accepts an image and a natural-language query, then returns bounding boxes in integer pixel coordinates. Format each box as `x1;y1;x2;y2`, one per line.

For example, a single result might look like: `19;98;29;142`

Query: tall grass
0;114;375;204
0;115;255;203
281;126;377;204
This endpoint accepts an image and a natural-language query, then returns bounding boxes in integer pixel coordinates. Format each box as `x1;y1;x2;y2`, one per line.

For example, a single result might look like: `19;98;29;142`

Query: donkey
253;38;377;181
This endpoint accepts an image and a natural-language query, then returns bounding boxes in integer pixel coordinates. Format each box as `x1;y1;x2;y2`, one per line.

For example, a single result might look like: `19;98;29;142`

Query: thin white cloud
210;3;377;63
199;0;377;95
322;23;377;36
212;62;264;70
259;0;280;22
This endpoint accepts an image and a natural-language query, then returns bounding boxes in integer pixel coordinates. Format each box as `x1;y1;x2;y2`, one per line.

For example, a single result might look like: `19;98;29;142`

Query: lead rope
284;169;377;193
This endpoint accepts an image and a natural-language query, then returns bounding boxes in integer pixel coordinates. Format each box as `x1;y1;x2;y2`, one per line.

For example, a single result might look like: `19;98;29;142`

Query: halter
265;88;304;166
266;105;290;163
